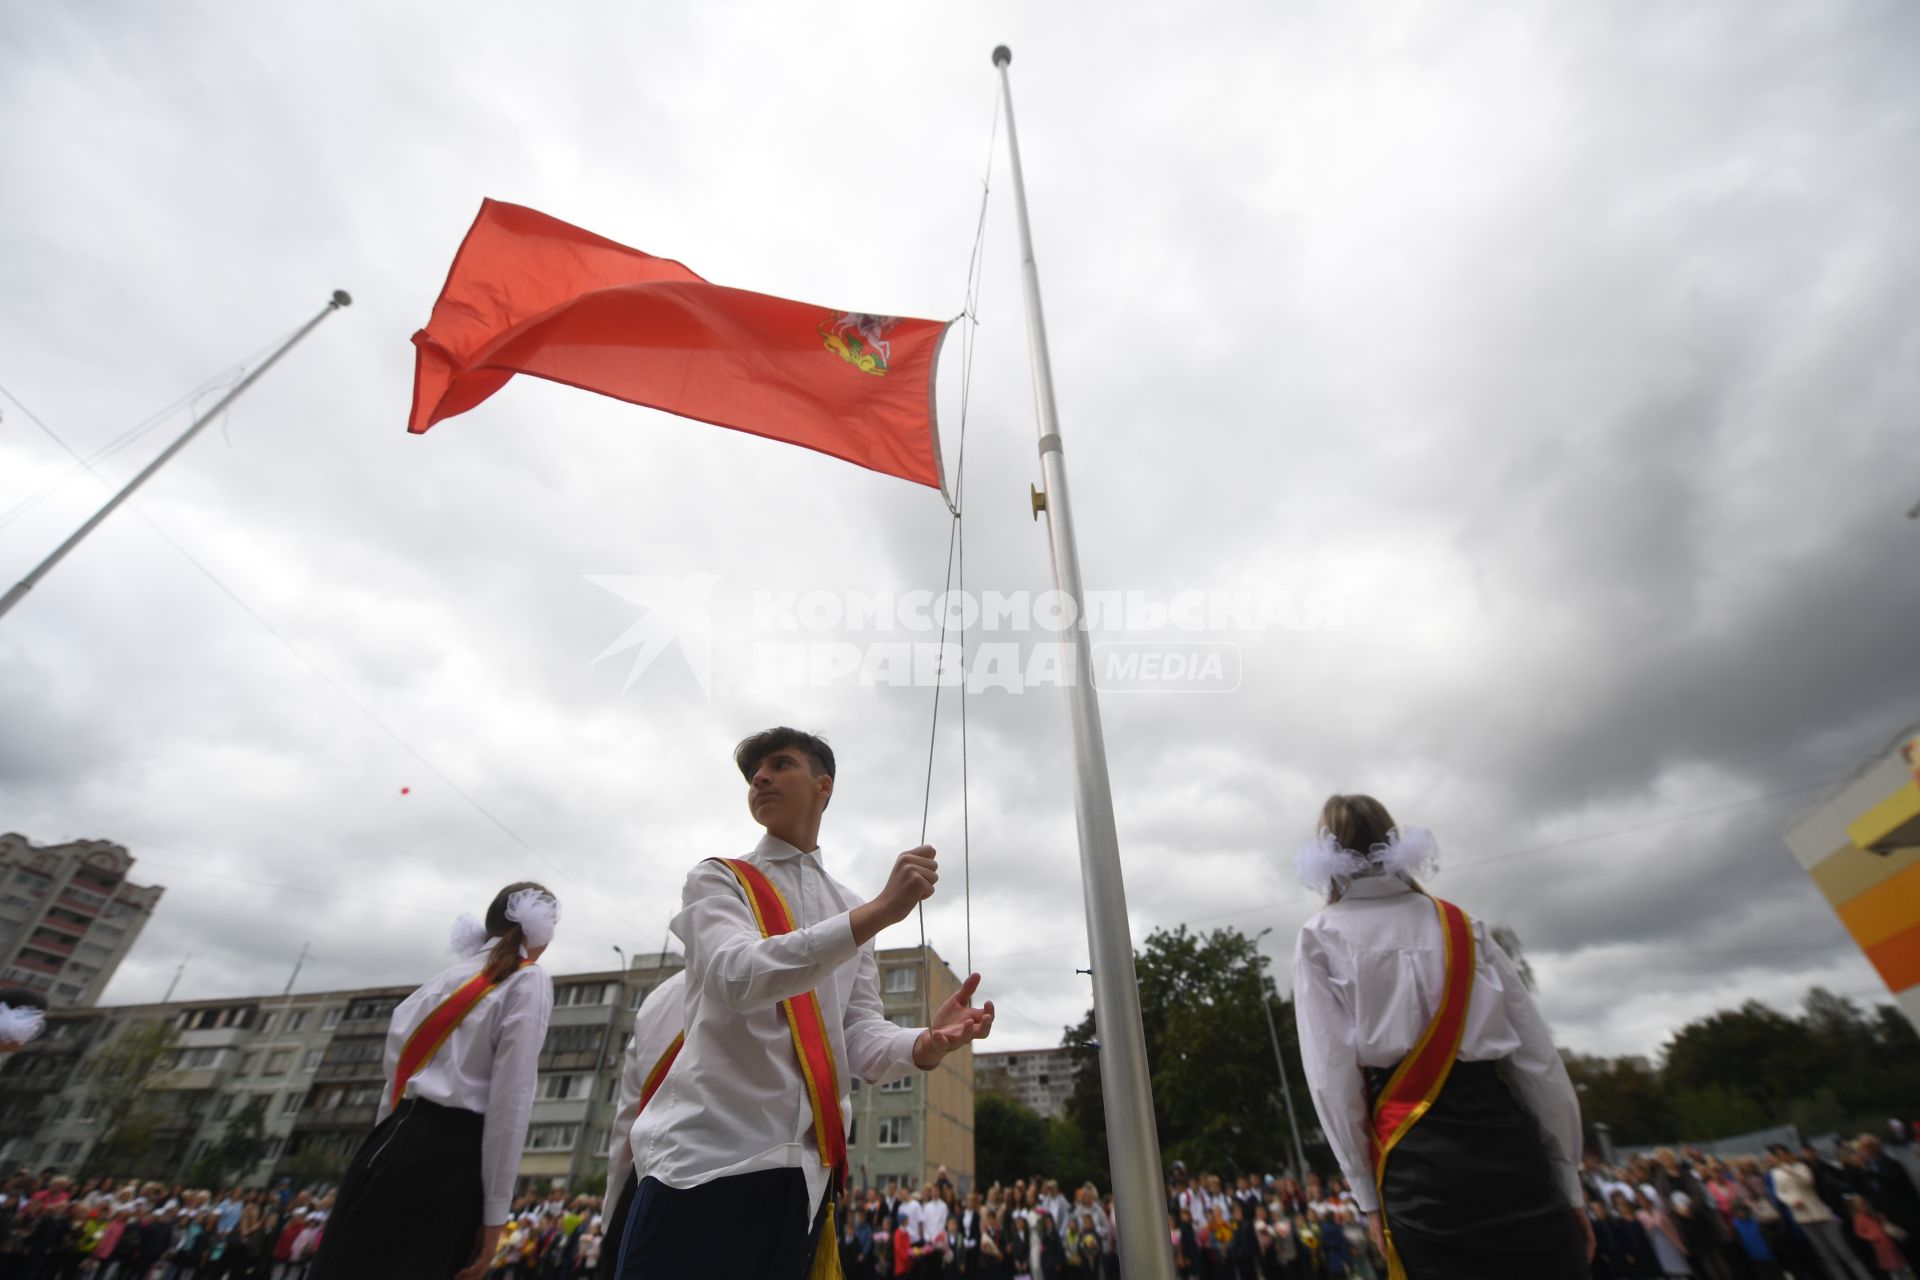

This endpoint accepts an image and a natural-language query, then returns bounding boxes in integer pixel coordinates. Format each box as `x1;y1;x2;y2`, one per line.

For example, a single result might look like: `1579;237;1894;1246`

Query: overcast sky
2;3;1917;1065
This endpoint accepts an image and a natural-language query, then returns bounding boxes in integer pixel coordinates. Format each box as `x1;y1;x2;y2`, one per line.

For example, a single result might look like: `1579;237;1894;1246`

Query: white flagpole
992;47;1176;1280
0;291;352;623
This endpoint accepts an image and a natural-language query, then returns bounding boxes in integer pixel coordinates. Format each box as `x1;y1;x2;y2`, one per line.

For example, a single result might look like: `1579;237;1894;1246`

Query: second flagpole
0;291;352;624
992;46;1176;1280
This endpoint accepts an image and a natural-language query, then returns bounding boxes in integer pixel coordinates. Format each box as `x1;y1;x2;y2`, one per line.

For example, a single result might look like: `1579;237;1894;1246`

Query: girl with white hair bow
1291;795;1593;1280
309;881;559;1280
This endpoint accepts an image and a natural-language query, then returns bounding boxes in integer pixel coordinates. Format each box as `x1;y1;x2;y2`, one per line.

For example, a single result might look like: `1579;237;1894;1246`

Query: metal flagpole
0;291;352;623
991;47;1176;1280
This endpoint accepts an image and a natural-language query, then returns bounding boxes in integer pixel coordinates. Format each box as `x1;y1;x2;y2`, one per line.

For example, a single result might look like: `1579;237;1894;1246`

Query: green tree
185;1095;272;1189
1669;1084;1771;1141
81;1019;179;1177
975;1094;1051;1185
1061;926;1318;1183
1662;1001;1816;1117
280;1143;349;1190
1563;1053;1676;1147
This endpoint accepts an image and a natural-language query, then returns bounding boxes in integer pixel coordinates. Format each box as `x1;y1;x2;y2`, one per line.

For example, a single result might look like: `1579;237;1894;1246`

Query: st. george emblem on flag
409;199;950;490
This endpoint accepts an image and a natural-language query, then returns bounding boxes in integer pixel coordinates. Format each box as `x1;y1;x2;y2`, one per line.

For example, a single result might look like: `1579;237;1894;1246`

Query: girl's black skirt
1366;1059;1591;1280
307;1097;486;1280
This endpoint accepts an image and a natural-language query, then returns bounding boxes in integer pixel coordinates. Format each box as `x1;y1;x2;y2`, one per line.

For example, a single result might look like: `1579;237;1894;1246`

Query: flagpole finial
330;290;353;308
992;45;1012;67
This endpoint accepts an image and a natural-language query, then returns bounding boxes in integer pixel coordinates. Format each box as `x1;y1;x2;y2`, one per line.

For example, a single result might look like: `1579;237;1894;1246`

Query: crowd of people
0;1129;1913;1280
1577;1136;1919;1280
0;1177;335;1279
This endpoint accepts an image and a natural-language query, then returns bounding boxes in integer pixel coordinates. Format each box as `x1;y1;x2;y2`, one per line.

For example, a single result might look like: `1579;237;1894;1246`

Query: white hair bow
1293;825;1439;894
0;1004;45;1047
505;888;561;950
448;913;492;958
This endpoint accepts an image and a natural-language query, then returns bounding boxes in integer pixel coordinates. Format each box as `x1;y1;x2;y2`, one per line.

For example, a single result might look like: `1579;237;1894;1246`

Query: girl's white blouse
1291;874;1583;1213
379;958;554;1225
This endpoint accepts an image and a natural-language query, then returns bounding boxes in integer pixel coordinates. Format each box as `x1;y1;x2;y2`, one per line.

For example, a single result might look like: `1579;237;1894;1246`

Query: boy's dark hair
735;727;835;782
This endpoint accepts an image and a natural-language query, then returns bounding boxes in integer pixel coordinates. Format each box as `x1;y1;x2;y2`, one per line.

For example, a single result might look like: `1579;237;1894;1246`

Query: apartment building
0;834;163;1007
0;944;974;1195
974;1046;1077;1120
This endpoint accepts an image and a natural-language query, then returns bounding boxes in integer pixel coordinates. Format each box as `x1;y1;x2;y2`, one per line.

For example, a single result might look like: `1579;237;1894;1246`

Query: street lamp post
1254;927;1311;1181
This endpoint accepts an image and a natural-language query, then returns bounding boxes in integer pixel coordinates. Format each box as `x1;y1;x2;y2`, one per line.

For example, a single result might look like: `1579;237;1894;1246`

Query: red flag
409;199;950;490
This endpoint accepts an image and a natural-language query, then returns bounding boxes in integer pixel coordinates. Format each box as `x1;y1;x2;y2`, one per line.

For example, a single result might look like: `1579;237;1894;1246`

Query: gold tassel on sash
809;1198;843;1280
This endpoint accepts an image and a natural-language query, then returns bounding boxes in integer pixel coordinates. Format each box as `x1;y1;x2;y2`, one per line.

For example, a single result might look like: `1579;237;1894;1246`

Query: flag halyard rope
915;87;997;1027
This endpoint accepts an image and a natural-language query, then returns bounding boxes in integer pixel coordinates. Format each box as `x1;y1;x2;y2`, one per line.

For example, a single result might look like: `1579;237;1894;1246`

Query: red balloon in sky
400;787;411;795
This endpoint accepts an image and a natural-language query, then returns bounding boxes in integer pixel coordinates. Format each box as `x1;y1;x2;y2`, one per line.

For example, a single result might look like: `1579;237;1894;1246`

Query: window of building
301;1049;323;1072
261;1136;282;1162
322;1008;341;1029
54;983;83;1002
524;1124;579;1152
264;1051;292;1076
56;1141;80;1164
346;1084;380;1108
287;1010;308;1033
889;1014;916;1030
281;1093;303;1116
536;1073;590;1101
848;1117;857;1145
884;967;917;994
876;1117;910;1147
52;1099;71;1121
259;1013;276;1036
181;1048;218;1069
542;1026;604;1056
880;1076;914;1093
605;1076;620;1103
237;1053;259;1077
213;1095;233;1121
323;1040;381;1066
77;1099;97;1123
344;998;398;1023
554;983;609;1008
629;985;650;1009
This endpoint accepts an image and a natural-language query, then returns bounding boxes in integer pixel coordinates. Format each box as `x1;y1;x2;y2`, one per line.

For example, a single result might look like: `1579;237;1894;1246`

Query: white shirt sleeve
678;861;861;1014
1292;924;1381;1213
842;935;922;1084
481;967;554;1224
1485;933;1584;1207
606;1009;647;1195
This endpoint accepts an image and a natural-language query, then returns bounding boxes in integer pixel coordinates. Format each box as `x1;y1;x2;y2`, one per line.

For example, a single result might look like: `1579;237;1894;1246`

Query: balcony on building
54;892;100;918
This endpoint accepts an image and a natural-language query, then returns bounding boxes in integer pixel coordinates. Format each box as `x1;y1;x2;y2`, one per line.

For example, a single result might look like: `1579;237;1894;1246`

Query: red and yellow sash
1370;896;1476;1280
639;1031;684;1111
709;857;848;1176
389;961;530;1111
